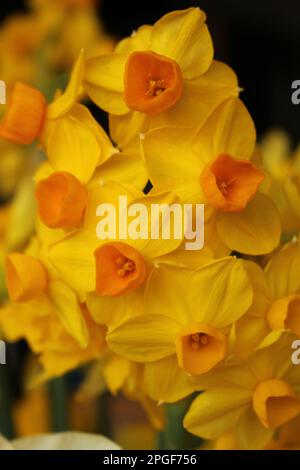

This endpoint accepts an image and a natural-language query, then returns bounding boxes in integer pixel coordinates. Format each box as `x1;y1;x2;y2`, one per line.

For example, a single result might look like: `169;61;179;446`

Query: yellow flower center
116;257;136;278
94;242;147;297
124;50;183;115
176;323;227;375
191;333;209;350
146;79;166;97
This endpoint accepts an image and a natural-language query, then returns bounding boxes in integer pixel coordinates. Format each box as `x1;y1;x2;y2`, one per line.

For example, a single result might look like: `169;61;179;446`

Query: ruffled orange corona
0;82;46;145
5;253;48;303
200;154;265;212
35;171;88;229
253;379;300;429
124;51;183;115
94;242;147;296
176;323;227;375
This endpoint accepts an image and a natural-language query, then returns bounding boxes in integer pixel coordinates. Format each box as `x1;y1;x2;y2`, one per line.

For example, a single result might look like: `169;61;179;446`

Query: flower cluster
0;6;300;450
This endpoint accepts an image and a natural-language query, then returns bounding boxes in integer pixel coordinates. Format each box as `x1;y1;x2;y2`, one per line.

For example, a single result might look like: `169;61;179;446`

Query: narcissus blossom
83;7;239;148
4;224;91;348
261;130;300;233
107;259;252;403
234;241;300;358
47;181;209;302
184;334;300;450
142;97;282;255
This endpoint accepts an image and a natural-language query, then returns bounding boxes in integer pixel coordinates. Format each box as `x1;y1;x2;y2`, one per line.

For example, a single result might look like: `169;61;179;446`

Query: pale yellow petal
193;97;256;164
151;8;213;78
107;314;181;362
149;61;239;129
217;193;281;255
265;241;300;299
184;389;251;439
235;409;273;450
46;112;100;184
144;355;196;403
83;54;128;114
189;257;253;327
48;280;88;347
47;49;85;120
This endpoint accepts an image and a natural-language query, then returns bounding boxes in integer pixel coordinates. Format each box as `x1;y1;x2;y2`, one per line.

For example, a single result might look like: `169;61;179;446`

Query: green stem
157;397;200;450
49;376;69;432
0;365;15;439
96;391;112;438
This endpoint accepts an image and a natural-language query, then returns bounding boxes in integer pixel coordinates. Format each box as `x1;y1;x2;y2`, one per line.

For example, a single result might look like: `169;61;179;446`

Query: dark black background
1;0;300;142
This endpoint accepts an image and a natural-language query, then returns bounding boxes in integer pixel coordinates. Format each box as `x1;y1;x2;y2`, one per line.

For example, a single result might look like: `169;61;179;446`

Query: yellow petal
217;192;282;255
183;389;251;439
188;257;253;327
193;362;256;391
86;286;145;328
247;333;294;381
102;355;131;395
151;8;213;79
5;177;36;252
265;241;300;299
234;316;270;359
48;280;88;347
243;260;272;316
48;231;96;301
149;60;239;129
155;241;214;269
109;111;147;150
98;150;148;190
283;177;300;223
107;314;180;362
47;49;85;120
48;180;143;296
142;126;202;202
144;355;196;403
83;54;129;114
145;264;194;324
69;104;116;166
235;409;273;450
116;25;151;54
46;113;100;184
193;96;256;165
124;191;184;259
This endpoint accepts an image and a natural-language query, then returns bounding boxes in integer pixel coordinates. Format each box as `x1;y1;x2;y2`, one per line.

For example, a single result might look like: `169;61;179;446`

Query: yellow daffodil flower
143;97;282;255
0;50;122;188
83;8;239;149
107;259;252;403
261;130;300;234
47;180;211;303
214;415;300;450
234;241;300;358
3;220;92;347
184;333;300;450
0;295;107;379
